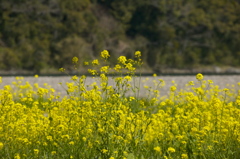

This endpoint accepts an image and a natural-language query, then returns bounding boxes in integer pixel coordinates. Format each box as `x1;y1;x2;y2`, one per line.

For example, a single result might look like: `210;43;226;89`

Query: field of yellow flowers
0;51;240;159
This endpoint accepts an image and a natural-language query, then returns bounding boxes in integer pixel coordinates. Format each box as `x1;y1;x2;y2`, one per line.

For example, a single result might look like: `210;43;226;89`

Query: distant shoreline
0;72;240;77
1;66;240;76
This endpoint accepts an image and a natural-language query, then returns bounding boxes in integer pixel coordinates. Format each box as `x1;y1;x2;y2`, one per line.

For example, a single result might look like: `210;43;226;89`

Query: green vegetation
0;0;240;73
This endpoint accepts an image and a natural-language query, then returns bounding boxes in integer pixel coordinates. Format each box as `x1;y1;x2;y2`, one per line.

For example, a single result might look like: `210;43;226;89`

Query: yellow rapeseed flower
196;73;204;81
208;80;213;84
181;154;188;159
82;137;87;142
101;50;110;59
124;76;132;81
71;75;78;81
59;67;65;72
92;59;99;65
88;69;98;75
167;147;175;153
154;146;161;152
72;56;79;64
223;88;229;92
118;56;127;64
170;86;177;92
14;154;21;159
188;81;194;85
101;149;108;154
51;151;57;155
114;64;122;71
135;51;141;58
34;149;39;155
100;66;109;73
0;142;3;149
129;96;135;101
84;61;89;65
62;134;70;140
125;63;135;71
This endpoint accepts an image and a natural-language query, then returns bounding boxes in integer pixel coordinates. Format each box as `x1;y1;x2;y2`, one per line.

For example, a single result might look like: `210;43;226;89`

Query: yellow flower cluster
101;50;110;59
196;73;204;81
72;56;78;64
100;66;109;73
92;59;99;66
118;56;127;64
0;51;240;158
134;51;141;58
59;67;65;72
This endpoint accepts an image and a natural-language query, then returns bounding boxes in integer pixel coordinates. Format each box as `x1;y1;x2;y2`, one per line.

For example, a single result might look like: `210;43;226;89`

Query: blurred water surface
1;75;240;97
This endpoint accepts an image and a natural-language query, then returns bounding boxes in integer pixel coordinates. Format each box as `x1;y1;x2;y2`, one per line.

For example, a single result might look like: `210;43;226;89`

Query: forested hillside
0;0;240;74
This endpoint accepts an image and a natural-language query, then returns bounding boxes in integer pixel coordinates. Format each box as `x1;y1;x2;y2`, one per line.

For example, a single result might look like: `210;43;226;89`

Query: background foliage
0;0;240;73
